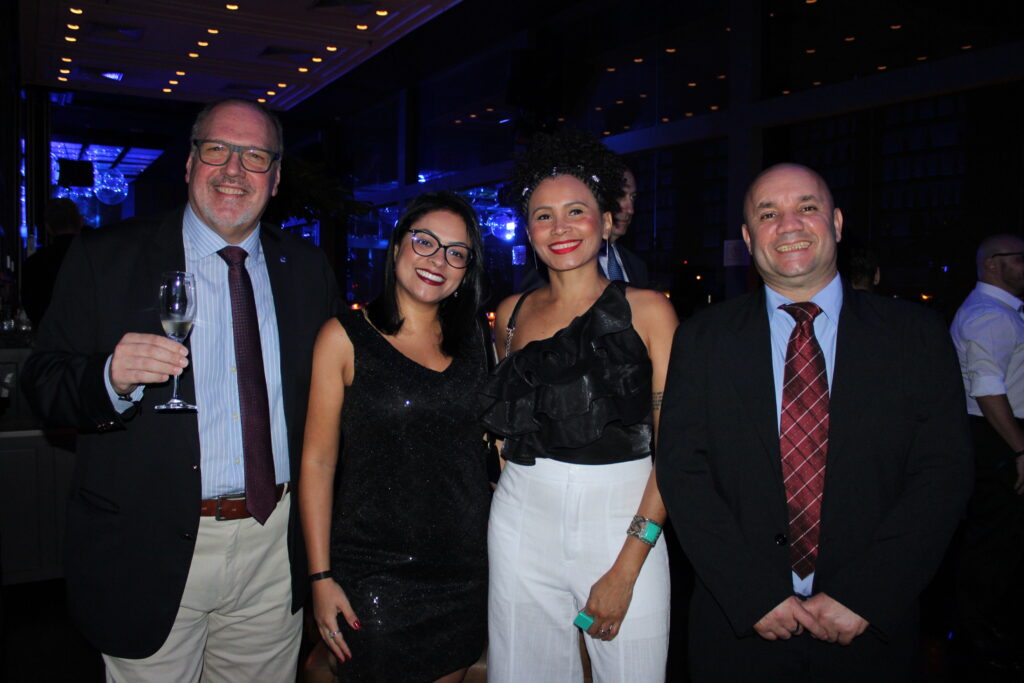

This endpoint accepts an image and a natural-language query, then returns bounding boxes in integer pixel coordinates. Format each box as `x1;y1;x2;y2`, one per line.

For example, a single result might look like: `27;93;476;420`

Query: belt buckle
215;493;245;521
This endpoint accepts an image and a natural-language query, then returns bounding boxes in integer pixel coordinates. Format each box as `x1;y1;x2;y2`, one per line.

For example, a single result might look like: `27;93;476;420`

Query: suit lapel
827;287;874;472
260;227;298;433
725;290;785;488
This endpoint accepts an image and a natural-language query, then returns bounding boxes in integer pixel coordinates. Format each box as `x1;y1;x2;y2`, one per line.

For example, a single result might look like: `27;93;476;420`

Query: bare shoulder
625;286;678;328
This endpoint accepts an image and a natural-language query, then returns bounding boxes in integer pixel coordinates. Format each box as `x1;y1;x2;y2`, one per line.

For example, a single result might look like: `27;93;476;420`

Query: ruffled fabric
479;282;652;465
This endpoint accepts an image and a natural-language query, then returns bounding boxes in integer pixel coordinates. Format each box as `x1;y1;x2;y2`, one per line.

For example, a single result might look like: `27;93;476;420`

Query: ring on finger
327;630;342;638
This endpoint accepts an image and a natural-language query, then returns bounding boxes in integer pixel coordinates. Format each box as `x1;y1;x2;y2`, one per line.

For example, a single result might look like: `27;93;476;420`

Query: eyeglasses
408;229;473;269
991;251;1024;259
192;139;280;173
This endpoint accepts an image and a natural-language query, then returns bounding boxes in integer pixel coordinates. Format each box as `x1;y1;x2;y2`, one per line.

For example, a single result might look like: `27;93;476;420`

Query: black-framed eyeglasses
192;139;281;173
408;229;473;269
991;251;1024;259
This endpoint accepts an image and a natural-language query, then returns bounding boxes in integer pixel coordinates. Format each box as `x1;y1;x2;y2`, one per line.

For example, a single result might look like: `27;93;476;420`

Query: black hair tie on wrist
309;570;333;582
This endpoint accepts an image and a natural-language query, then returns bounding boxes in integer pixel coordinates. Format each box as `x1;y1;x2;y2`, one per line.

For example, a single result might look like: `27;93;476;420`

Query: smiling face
527;175;613;272
741;164;843;300
185;101;280;244
393;209;470;307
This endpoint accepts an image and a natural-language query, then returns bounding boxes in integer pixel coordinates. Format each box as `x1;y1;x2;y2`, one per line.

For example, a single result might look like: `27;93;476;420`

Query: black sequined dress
330;309;490;682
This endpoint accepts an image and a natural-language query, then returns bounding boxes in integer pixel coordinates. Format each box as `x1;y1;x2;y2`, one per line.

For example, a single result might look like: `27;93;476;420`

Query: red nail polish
353;620;362;630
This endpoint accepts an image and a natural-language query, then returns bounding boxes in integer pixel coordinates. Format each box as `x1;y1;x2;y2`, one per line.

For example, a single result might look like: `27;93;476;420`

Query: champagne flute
154;271;197;412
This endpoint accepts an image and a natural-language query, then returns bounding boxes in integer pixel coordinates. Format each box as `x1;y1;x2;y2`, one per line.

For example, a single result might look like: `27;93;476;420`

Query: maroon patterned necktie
779;302;829;579
218;246;276;524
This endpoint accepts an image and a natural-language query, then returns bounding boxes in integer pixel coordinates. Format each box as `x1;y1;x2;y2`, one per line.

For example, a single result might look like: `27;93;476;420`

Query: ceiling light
64;36;76;42
58;76;68;82
61;57;72;62
844;36;855;42
298;67;309;72
805;48;816;54
594;106;603;111
639;93;647;98
176;71;186;76
813;80;822;85
877;65;887;70
266;90;276;96
557;117;566;122
499;118;511;124
602;131;610;136
277;82;287;88
375;9;388;16
623;125;630;130
59;68;71;74
633;57;643;63
961;44;972;50
169;79;178;84
100;72;123;82
356;24;368;30
665;48;677;53
687;82;696;87
226;4;239;9
188;52;199;58
67;23;80;30
197;41;209;47
661;117;670;122
710;105;719;110
890;24;902;30
208;28;219;34
311;57;322;62
485;107;494;112
69;7;83;14
782;89;790;94
806;0;817;3
685;112;693;117
917;55;928;61
615;99;623;104
454;119;462;124
717;74;727;79
326;45;338;51
725;26;731;32
257;98;266;103
606;67;616;72
163;88;172;92
469;113;477;118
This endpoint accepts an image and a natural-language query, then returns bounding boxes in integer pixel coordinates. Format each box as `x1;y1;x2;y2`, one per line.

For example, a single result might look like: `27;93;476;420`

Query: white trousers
104;491;302;683
488;458;670;683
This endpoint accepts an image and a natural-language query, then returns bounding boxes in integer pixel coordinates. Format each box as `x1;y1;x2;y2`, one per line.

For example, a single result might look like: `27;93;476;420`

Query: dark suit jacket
519;241;650;291
21;208;340;658
657;284;972;682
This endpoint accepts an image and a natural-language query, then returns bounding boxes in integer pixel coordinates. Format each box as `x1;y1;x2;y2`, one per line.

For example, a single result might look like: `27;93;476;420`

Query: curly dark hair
366;191;486;358
508;129;628;218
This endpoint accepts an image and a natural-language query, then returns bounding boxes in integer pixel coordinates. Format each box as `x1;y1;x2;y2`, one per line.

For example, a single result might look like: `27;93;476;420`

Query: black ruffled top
479;281;654;466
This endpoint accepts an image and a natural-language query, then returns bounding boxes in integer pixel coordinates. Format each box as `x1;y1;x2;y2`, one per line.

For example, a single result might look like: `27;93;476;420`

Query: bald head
976;234;1024;296
743;163;835;226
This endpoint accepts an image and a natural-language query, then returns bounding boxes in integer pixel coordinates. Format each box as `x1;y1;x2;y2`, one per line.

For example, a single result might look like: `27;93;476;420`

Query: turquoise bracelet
627;515;663;546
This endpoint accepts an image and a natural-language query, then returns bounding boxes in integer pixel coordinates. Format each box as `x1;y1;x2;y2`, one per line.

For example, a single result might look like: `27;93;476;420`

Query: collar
764;273;844;324
974;281;1024;311
183;203;263;262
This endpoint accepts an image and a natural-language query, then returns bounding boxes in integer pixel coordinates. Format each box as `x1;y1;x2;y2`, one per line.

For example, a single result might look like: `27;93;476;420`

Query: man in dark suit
657;163;972;681
519;167;649;290
22;99;339;680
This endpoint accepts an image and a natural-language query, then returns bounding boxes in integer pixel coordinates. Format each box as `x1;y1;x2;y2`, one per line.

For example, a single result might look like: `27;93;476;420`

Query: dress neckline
505;281;625;359
358;308;456;375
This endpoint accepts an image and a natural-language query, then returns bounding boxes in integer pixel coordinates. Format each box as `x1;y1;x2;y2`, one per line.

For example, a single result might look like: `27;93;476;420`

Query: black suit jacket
21;208;340;658
519;241;650;292
657;285;972;682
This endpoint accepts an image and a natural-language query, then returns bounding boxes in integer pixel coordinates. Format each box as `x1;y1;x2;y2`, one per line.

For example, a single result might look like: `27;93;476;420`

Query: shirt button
181;531;194;541
230;366;237;373
232;413;239;420
191;465;199;471
774;534;788;546
234;458;241;464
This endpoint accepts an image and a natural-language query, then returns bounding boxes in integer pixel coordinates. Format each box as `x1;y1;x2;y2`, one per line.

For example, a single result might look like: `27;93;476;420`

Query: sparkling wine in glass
154;271;197;412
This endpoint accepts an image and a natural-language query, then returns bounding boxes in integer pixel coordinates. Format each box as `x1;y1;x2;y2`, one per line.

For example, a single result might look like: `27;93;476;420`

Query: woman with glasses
300;191;491;682
479;131;678;681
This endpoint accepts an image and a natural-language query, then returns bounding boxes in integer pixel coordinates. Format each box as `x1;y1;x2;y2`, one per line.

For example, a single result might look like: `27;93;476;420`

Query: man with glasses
950;233;1024;669
23;98;339;680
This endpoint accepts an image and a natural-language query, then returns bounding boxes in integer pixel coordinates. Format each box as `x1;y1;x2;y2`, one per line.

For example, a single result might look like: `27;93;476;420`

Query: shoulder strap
504;289;534;357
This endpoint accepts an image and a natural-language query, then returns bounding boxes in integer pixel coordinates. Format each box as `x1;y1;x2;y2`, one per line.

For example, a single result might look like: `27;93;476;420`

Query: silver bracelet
627;514;663;546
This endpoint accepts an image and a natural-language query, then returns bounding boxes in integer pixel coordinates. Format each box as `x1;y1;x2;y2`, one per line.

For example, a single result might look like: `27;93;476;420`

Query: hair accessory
627;515;663;546
591;174;601;184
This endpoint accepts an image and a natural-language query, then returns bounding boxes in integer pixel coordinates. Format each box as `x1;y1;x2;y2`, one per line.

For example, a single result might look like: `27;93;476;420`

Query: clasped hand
580;567;635;641
753;593;868;645
109;333;189;396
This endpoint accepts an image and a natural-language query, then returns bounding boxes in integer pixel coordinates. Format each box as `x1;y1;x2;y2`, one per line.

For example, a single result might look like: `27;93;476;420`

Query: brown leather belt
200;483;288;520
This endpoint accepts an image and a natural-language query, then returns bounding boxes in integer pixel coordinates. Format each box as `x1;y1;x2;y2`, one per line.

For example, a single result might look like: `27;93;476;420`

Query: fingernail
353;620;361;630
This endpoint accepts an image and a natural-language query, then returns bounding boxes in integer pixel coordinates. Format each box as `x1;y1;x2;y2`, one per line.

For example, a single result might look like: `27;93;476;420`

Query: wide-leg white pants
488;457;670;683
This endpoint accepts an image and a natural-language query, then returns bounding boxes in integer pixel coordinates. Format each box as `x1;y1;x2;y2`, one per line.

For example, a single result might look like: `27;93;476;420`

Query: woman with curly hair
480;131;677;681
300;191;491;682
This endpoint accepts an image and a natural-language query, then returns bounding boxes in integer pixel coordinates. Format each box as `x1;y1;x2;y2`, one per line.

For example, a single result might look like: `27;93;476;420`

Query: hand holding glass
155;271;197;412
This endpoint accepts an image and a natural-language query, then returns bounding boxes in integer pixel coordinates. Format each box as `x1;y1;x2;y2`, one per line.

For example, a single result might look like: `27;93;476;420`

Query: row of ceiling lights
55;4;395;99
